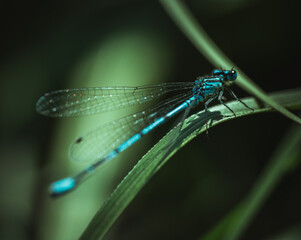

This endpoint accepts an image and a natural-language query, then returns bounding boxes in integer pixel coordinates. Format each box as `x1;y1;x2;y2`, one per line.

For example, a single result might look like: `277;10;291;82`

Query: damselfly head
224;70;237;82
212;69;237;82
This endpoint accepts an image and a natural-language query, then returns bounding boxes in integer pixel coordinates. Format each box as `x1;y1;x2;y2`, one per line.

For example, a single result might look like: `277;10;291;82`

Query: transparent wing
36;83;194;117
70;91;194;163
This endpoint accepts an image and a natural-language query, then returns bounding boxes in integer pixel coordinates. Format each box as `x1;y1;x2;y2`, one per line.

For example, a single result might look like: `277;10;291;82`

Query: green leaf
80;88;301;240
159;0;301;125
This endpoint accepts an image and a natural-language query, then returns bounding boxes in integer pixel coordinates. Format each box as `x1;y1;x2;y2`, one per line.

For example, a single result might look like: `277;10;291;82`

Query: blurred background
1;0;301;239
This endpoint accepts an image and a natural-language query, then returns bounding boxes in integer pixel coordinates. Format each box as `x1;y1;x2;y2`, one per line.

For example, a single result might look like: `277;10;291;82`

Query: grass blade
159;0;301;125
80;88;301;240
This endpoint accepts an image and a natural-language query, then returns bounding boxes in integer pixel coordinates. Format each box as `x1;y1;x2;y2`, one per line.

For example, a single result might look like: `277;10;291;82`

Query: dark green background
1;0;301;239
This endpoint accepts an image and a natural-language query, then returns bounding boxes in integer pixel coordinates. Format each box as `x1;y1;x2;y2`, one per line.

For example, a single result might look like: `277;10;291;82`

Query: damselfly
36;69;252;197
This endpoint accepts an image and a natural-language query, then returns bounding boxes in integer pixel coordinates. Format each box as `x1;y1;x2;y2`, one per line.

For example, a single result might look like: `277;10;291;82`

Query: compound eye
227;70;237;81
